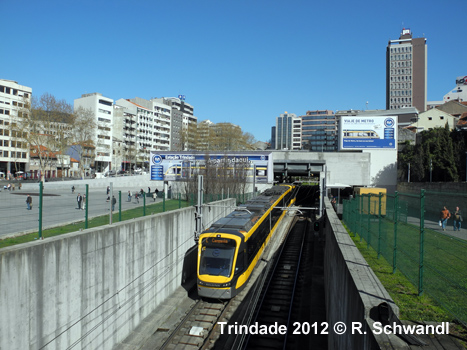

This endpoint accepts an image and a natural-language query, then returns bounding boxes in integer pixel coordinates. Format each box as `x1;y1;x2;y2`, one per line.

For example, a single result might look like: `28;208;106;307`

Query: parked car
105;170;116;177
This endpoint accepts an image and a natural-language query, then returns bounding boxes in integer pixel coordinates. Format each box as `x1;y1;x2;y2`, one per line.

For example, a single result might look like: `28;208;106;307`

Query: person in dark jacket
112;195;117;211
77;193;83;210
453;206;462;231
26;195;32;210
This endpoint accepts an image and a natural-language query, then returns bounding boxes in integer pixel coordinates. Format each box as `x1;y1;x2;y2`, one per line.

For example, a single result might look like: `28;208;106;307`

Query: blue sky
2;0;466;142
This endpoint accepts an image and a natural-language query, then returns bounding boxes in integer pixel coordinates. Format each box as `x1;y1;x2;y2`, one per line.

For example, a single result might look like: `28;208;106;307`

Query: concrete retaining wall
16;176;269;199
0;198;236;350
323;198;409;349
397;181;467;194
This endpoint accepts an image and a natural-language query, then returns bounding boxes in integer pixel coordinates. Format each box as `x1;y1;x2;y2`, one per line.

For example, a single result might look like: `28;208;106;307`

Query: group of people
440;206;463;231
4;183;21;191
127;188;160;203
76;193;86;210
25;185;162;212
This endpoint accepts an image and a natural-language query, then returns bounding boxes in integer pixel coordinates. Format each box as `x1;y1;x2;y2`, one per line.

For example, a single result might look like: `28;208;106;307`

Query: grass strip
346;226;467;345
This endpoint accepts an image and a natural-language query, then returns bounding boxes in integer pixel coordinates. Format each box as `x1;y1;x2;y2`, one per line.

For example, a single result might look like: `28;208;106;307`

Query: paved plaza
0;181;164;238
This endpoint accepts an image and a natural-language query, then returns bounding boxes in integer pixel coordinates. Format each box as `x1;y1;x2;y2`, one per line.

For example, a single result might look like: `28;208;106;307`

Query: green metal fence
0;181;253;241
343;189;467;326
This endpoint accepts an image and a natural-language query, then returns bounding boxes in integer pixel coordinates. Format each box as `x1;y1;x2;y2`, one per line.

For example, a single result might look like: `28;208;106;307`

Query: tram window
200;246;235;277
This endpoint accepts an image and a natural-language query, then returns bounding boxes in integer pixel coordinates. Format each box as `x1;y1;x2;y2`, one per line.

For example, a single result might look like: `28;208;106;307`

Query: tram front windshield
200;238;236;277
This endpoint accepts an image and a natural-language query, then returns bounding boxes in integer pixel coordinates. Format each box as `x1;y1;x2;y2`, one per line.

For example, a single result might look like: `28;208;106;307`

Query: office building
275;112;301;150
386;28;427;112
300;110;337;151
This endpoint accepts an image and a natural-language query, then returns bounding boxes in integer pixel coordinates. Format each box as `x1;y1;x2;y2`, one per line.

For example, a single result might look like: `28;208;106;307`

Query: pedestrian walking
112;195;117;211
453;206;463;231
107;186;110;195
82;195;86;211
128;190;132;202
72;185;75;194
148;187;151;194
26;195;32;210
135;192;139;204
440;206;451;231
77;193;83;210
18;182;22;190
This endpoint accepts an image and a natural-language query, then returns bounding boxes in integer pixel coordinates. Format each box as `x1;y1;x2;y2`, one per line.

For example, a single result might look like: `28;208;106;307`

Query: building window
99;99;112;107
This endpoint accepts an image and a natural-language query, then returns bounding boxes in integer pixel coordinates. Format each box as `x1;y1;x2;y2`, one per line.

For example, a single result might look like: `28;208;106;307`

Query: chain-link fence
343;189;467;326
0;181;254;241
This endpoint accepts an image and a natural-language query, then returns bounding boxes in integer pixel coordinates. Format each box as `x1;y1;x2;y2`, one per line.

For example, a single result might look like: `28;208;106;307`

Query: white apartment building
74;93;114;172
115;99;151;168
154;97;197;150
128;97;171;151
0;79;32;177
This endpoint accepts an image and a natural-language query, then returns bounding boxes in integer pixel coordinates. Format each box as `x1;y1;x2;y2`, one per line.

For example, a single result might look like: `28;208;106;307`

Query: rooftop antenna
366;101;369;110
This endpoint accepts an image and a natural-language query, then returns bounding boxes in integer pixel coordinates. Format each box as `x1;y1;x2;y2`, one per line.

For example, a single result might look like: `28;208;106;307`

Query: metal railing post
85;184;89;229
419;189;425;296
163;195;166;212
179;193;181;208
143;192;146;216
39;181;43;239
109;183;113;224
377;192;382;258
359;194;363;242
367;194;371;248
119;191;122;222
393;191;398;273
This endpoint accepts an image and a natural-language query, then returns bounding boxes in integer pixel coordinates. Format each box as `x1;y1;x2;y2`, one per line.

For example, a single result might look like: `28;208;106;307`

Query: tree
193;121;257;151
398;125;461;182
69;106;97;178
12;93;73;182
180;153;250;203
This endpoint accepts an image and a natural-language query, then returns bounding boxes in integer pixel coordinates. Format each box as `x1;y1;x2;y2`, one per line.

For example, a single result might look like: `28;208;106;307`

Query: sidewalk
405;216;466;241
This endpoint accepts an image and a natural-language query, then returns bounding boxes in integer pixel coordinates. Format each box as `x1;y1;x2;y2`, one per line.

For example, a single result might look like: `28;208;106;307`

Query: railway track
158;298;232;350
241;217;309;350
156;210;304;350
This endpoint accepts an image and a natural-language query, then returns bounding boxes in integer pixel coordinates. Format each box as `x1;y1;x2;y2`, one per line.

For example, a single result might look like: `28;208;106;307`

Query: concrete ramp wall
0;198;236;350
323;198;408;349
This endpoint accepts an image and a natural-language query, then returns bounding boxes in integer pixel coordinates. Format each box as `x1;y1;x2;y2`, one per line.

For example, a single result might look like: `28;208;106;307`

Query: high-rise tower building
275;112;301;150
386;28;427;112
